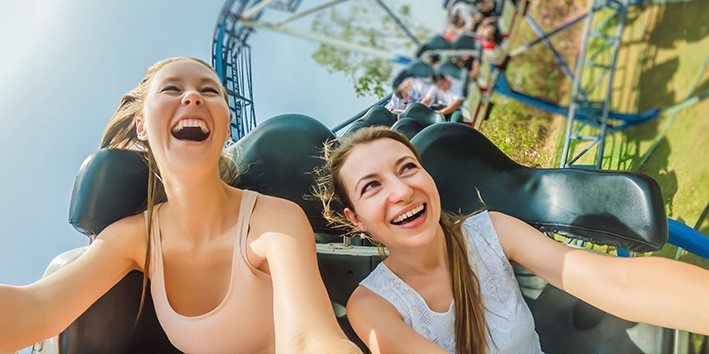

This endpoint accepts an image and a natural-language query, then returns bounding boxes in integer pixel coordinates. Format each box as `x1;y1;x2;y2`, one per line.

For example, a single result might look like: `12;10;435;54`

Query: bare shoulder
251;194;311;235
94;212;148;269
487;210;510;224
347;285;402;324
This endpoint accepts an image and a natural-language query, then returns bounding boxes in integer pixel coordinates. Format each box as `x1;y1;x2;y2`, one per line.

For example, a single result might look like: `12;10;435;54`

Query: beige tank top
149;190;275;353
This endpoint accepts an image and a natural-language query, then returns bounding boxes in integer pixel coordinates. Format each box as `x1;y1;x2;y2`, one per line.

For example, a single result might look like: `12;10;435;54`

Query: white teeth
172;119;209;133
392;204;425;224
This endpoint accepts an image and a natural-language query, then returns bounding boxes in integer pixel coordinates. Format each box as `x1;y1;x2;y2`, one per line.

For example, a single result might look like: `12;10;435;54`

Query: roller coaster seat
361;105;397;127
57;114;337;353
410;123;670;353
415;34;452;59
391;60;434;89
399;103;446;126
412;123;667;251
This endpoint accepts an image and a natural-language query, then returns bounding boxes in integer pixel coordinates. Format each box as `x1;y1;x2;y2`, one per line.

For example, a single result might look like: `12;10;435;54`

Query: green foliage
310;0;430;98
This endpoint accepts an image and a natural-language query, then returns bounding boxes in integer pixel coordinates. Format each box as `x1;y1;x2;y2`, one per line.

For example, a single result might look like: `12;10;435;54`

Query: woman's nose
181;91;203;106
388;179;414;203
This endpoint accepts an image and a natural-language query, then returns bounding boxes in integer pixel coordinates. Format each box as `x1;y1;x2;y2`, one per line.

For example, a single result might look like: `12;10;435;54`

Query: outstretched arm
347;286;448;354
490;211;709;335
0;215;144;352
249;196;360;353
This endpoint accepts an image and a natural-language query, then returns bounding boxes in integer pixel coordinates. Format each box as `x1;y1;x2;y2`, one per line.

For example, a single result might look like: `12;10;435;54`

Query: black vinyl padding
361;106;397;127
391;118;426;140
68;149;149;236
415;34;452;58
340;106;397;138
59;271;180;354
391;60;434;89
399;103;445;126
228;113;335;233
411;123;667;252
392;104;446;139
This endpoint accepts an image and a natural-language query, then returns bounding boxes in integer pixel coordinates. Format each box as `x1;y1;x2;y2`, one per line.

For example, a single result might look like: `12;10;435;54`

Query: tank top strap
147;203;165;279
237;189;259;265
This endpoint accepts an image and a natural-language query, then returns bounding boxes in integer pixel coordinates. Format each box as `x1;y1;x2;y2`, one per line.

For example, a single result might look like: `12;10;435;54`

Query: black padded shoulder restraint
411;123;667;252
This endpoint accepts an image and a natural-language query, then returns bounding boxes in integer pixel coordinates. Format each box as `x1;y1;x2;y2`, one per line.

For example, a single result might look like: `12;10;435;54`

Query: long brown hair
99;57;236;322
313;127;488;354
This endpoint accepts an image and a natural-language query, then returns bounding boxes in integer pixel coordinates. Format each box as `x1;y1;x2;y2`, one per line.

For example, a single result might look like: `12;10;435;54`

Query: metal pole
374;0;421;46
560;0;597;168
274;0;349;28
239;18;413;64
241;0;279;19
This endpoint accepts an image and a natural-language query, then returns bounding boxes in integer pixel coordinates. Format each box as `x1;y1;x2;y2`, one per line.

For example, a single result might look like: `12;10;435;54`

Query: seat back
452;34;481;52
391;60;434;89
391;118;426;140
411;123;667;252
399;103;446;127
361;106;397;127
228;113;335;233
415;34;452;58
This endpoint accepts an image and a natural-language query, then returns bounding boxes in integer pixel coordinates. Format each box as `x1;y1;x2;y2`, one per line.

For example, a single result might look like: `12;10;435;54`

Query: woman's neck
385;224;449;277
160;169;237;245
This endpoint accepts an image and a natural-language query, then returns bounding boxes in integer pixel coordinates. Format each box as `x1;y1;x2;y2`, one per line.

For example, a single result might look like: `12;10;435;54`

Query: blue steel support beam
510;11;590;57
524;14;576;81
492;74;658;128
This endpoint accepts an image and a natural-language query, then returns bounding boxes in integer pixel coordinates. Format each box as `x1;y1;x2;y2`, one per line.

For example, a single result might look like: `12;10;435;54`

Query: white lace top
360;211;542;353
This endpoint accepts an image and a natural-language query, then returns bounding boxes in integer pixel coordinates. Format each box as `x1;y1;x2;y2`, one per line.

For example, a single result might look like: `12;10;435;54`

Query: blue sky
0;0;443;287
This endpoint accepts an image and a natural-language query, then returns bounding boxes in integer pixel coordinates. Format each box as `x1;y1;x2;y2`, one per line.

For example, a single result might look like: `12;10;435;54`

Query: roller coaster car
39;115;671;353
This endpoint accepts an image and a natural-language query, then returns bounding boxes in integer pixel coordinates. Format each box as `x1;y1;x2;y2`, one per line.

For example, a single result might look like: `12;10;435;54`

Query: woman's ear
344;207;366;231
135;116;148;141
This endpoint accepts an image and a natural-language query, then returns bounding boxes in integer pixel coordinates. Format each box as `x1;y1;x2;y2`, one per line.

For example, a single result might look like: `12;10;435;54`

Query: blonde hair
100;57;236;322
313;127;489;354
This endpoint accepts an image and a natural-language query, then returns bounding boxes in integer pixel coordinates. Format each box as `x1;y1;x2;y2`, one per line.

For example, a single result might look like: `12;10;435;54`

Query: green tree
310;1;430;98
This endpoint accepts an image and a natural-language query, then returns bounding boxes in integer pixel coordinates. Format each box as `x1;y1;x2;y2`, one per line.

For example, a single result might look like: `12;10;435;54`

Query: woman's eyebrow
354;173;377;196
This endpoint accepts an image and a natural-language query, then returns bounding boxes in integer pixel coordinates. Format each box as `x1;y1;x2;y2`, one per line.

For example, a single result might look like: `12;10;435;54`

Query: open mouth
391;204;426;225
171;119;210;142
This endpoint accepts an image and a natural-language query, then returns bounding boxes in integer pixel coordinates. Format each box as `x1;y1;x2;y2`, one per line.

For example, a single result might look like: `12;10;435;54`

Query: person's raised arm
0;215;144;352
490;211;709;335
347;286;449;354
249;196;360;353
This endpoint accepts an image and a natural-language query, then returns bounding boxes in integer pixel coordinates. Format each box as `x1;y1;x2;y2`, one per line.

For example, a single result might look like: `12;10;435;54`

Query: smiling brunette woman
314;126;709;354
0;57;359;354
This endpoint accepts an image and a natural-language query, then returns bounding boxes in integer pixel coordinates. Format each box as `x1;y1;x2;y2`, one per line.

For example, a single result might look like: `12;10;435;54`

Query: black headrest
415;35;452;58
230;113;335;232
361;106;397;127
340;120;371;138
69;114;336;237
411;123;667;252
69;149;149;236
399;103;445;126
437;60;468;82
452;34;482;52
391;60;434;89
391;118;425;140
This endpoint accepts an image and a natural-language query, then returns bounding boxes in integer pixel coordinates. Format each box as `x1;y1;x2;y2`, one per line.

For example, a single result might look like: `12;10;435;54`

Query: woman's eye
201;87;219;94
161;85;180;92
362;181;380;194
401;162;418;174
